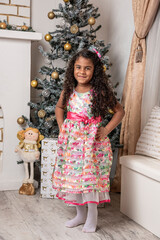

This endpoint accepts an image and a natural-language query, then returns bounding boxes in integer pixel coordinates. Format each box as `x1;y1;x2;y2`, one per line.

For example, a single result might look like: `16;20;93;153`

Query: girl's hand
95;127;109;141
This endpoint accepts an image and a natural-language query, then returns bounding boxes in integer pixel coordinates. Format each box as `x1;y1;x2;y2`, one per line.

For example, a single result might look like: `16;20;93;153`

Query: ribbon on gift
67;112;102;124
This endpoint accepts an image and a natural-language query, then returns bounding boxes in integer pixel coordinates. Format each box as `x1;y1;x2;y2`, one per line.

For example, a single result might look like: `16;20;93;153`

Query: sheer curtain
141;7;160;131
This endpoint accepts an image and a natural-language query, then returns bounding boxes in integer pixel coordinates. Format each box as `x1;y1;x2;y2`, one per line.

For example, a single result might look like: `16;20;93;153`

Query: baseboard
0;180;38;191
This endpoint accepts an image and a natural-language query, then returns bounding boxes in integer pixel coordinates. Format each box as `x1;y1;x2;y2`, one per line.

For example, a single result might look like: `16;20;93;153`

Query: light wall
31;0;134;100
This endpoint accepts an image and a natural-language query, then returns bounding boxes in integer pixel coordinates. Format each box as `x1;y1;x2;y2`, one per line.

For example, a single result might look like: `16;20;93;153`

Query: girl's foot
82;203;98;233
65;215;86;228
65;205;87;228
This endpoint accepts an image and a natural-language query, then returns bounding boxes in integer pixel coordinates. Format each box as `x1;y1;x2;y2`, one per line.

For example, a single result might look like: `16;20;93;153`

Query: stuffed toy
15;127;44;195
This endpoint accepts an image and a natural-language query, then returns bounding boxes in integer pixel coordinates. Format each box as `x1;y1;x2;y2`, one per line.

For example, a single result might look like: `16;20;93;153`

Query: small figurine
15;127;44;195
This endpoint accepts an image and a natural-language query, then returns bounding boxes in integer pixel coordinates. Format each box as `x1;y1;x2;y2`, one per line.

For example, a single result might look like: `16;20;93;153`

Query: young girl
52;49;124;233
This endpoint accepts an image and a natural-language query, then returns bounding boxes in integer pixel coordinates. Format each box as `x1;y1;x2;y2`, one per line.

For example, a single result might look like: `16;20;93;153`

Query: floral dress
52;90;113;205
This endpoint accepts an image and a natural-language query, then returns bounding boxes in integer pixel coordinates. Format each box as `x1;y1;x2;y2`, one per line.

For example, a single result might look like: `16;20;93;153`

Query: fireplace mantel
0;29;42;41
0;30;42;190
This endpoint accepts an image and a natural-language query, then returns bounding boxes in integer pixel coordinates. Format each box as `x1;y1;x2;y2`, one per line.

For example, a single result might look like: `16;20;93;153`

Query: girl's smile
74;57;94;86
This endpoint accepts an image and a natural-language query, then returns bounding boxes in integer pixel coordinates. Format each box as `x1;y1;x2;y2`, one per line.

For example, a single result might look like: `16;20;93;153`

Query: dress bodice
67;90;94;118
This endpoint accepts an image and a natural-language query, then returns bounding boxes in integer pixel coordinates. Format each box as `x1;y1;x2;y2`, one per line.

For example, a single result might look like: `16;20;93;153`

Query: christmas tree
22;0;121;150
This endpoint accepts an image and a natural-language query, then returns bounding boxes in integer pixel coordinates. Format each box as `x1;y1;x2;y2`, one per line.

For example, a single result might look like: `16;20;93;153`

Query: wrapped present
40;138;58;198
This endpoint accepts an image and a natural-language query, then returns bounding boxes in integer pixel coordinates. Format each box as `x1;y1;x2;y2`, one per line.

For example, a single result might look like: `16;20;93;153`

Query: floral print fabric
52;90;113;205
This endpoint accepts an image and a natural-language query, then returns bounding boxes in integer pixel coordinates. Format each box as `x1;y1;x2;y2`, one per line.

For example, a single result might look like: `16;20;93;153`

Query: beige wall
31;0;134;100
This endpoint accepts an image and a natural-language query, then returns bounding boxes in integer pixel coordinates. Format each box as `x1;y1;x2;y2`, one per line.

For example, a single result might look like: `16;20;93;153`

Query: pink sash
67;112;101;124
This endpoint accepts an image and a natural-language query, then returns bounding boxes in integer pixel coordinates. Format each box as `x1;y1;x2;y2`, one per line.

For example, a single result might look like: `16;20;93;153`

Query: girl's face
74;56;94;86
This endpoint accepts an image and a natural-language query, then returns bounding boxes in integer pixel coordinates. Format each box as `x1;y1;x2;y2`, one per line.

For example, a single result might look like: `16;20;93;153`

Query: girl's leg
65;194;87;228
82;203;98;233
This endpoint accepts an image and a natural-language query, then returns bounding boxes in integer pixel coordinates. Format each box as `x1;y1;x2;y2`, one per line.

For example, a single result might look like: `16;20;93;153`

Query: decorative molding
0;30;42;40
0;128;3;142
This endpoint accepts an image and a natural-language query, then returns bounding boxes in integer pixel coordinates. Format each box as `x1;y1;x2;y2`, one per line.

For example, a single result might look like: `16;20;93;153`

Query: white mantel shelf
0;29;42;41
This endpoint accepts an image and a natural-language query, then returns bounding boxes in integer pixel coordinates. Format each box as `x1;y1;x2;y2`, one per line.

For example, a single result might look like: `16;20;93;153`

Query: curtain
141;7;160;131
111;0;159;192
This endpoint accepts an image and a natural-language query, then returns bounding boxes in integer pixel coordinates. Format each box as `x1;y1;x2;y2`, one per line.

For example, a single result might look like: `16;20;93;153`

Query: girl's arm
96;102;125;140
55;90;65;130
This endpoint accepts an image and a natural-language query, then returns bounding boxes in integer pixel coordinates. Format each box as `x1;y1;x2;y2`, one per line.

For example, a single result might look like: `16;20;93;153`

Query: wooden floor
0;190;159;240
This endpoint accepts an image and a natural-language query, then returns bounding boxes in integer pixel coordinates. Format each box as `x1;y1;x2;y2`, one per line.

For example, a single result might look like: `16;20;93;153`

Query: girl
52;49;124;233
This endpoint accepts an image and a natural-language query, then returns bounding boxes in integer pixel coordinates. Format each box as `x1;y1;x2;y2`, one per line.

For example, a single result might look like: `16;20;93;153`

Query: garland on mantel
0;20;35;32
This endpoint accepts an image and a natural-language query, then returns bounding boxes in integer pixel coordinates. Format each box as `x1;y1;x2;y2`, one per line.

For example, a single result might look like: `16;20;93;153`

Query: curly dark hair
63;49;117;118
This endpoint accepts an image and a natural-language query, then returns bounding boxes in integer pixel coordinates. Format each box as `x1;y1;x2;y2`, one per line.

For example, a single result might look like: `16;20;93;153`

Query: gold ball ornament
63;0;70;2
21;25;29;30
31;80;38;88
70;24;79;34
17;117;25;125
109;109;114;114
0;22;7;29
45;33;53;41
64;42;72;51
88;17;96;26
48;11;55;19
51;71;59;79
38;110;46;118
103;65;107;72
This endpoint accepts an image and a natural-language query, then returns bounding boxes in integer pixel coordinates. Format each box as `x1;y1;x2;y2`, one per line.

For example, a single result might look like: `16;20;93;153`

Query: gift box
40;138;58;198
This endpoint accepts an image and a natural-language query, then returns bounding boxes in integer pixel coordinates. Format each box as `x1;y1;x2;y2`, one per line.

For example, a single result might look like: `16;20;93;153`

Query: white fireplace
0;29;42;190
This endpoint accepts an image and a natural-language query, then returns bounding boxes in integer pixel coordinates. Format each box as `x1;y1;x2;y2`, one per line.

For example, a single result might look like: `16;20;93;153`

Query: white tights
65;195;98;233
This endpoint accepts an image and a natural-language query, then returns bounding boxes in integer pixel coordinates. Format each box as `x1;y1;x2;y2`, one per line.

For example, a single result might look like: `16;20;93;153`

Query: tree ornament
42;89;51;98
46;117;51;121
50;115;56;120
64;42;71;51
103;65;107;72
21;25;29;30
31;80;38;88
88;17;96;25
12;24;16;30
17;117;25;125
45;34;53;41
109;109;114;114
38;110;46;118
48;11;55;19
0;22;7;29
63;0;70;2
51;71;59;79
44;120;53;129
70;24;79;34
